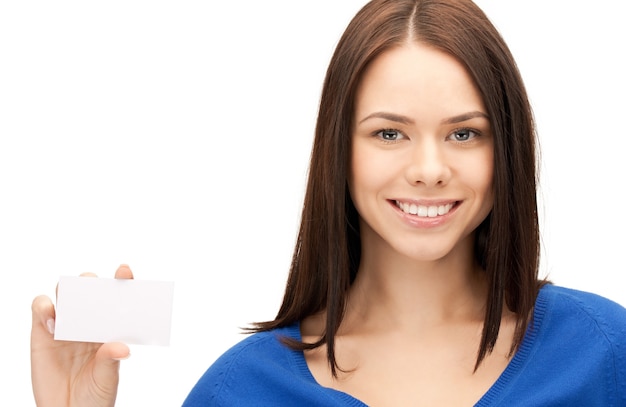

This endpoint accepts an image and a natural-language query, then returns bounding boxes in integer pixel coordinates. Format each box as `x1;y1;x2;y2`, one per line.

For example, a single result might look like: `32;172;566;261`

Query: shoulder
539;284;626;335
528;284;626;403
180;324;346;407
181;325;296;404
535;284;626;353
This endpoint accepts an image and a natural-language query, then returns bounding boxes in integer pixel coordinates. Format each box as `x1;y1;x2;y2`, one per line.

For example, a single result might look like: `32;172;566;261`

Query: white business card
54;276;174;346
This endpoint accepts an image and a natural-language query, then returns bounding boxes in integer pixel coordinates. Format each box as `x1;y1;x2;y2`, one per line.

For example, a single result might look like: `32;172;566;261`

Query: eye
448;128;479;142
375;129;405;142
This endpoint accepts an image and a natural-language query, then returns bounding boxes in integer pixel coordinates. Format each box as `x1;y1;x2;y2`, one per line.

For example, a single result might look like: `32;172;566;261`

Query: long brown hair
253;0;542;376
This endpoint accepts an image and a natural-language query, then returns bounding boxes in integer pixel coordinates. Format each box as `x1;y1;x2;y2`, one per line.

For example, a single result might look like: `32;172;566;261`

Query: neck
343;240;487;334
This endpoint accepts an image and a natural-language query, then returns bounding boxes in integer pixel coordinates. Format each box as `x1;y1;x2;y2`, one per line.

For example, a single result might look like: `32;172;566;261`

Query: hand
30;265;134;407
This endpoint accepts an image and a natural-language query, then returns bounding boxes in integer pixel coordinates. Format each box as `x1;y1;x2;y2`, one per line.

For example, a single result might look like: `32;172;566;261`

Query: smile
394;200;456;218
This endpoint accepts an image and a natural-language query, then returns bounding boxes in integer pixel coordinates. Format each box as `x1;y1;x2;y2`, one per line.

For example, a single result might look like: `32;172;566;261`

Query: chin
392;237;473;265
396;245;456;263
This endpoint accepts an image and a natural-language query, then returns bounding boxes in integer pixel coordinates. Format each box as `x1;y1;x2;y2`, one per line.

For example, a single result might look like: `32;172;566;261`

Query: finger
91;342;130;395
114;264;134;280
99;342;131;361
31;295;56;338
30;295;61;407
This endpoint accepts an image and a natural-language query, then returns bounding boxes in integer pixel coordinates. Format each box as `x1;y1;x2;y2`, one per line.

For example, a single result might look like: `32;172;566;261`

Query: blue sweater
182;285;626;406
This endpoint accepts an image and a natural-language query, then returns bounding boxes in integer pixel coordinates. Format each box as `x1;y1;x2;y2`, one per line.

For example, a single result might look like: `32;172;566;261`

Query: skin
302;42;516;406
30;265;133;407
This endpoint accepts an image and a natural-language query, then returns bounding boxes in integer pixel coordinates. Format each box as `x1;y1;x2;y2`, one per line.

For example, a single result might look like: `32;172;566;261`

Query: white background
1;1;624;405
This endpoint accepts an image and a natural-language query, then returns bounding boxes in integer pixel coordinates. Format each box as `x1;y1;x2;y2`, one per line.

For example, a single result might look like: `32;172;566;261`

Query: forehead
354;43;486;121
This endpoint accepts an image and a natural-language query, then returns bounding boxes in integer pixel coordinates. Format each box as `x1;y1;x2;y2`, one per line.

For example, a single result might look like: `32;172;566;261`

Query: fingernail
46;319;55;335
113;354;130;361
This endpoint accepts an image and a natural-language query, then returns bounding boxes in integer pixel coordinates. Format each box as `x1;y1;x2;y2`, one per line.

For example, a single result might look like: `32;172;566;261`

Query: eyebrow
441;111;489;124
357;110;489;125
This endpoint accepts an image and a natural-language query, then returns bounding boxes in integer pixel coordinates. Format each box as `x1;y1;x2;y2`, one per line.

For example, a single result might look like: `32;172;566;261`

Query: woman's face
349;42;494;263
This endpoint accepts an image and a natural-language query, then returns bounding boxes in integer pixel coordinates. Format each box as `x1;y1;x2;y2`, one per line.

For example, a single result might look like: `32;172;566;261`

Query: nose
404;138;451;187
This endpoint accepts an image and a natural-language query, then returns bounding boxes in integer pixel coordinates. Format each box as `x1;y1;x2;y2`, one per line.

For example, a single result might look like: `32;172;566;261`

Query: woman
31;0;626;405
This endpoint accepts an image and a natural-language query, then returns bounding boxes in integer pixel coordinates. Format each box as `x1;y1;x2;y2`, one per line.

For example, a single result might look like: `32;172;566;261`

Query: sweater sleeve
588;294;626;404
565;288;626;405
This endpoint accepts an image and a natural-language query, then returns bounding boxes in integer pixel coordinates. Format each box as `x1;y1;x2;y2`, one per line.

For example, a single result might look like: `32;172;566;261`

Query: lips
394;200;456;218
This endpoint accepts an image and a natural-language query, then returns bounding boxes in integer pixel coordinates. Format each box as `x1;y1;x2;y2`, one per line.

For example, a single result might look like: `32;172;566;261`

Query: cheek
349;144;393;199
349;144;380;211
456;147;494;204
349;144;370;192
476;151;495;206
348;155;367;205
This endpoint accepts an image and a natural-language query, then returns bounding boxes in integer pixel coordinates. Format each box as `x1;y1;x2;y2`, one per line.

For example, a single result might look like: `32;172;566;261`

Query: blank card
54;276;174;346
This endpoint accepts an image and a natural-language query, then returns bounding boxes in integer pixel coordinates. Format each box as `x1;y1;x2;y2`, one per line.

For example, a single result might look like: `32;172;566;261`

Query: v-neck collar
284;285;551;406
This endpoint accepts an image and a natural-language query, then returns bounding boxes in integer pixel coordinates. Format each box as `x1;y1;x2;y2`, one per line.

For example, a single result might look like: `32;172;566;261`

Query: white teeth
396;201;454;217
437;205;447;215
